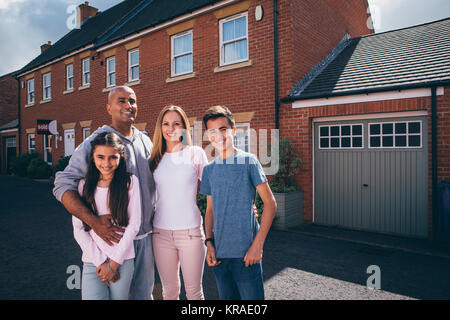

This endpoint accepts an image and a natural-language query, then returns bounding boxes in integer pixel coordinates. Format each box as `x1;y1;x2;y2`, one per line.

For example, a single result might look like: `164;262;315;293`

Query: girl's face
93;145;121;179
161;111;185;143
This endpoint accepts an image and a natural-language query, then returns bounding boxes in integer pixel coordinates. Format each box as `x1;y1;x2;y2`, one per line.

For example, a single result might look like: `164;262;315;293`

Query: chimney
41;41;52;53
77;1;98;26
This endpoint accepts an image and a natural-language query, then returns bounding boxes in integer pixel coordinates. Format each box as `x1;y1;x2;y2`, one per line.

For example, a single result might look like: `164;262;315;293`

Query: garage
313;114;428;238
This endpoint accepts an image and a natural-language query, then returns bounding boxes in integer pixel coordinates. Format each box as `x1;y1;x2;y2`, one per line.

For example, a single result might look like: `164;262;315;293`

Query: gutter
281;80;450;103
16;77;21;156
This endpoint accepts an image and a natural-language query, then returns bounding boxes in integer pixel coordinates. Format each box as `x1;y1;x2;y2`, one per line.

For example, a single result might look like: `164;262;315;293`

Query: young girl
72;132;141;300
150;105;209;300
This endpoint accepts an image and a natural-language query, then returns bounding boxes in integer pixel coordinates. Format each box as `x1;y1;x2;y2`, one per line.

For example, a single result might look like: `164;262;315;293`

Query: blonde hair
150;105;192;172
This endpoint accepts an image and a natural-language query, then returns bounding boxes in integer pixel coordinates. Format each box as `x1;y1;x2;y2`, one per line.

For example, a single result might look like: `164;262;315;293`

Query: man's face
206;117;236;152
107;89;137;126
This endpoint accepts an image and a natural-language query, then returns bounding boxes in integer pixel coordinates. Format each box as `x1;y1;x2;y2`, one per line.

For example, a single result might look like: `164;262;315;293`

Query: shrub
10;152;40;177
53;155;71;176
27;157;52;179
197;194;207;215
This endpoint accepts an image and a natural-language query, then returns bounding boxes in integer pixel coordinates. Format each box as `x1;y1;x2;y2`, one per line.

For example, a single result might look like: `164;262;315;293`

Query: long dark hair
82;132;131;231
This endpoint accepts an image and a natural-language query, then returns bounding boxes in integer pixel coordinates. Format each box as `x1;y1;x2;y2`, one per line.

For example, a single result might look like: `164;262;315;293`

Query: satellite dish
49;120;58;135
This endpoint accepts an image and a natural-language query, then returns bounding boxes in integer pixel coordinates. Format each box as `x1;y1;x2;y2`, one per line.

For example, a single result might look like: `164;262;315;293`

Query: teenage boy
200;105;277;300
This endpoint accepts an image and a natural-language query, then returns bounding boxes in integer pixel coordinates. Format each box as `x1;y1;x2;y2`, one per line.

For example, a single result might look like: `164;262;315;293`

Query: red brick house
281;18;450;240
15;1;374;223
0;71;19;174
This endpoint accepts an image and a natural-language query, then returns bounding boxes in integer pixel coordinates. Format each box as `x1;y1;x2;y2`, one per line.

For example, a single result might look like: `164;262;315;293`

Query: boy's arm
205;195;220;266
244;181;277;267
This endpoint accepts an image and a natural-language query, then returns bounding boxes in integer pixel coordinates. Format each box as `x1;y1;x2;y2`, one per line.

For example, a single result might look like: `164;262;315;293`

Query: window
319;124;363;149
82;58;90;86
106;56;116;88
42;72;51;100
369;121;422;148
171;31;193;76
66;64;74;90
219;13;248;66
82;127;91;141
27;79;34;104
128;49;139;82
234;123;250;152
28;134;36;153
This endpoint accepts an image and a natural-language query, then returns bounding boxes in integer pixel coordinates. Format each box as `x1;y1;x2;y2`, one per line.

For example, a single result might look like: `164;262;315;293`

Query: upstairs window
82;58;90;86
42;72;51;100
106;56;116;88
66;64;74;90
27;79;34;104
171;31;193;76
219;13;248;66
128;49;139;82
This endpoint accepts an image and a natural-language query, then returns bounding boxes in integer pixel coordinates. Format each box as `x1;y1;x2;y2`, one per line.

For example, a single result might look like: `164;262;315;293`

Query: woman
73;132;141;300
150;105;208;300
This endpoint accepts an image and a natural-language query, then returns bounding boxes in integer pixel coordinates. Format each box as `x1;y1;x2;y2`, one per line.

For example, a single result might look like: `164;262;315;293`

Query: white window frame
42;72;51;100
27;79;35;104
234;123;250;152
106;56;116;88
82;58;90;86
66;64;74;90
171;30;193;77
219;12;249;66
27;134;36;153
318;124;364;150
128;49;139;82
82;127;91;141
368;120;422;149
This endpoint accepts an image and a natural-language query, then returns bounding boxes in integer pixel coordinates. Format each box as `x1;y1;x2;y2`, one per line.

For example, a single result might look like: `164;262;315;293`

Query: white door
64;129;75;156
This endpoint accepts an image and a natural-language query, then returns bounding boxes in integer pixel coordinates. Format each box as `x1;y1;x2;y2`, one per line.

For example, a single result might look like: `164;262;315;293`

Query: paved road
1;175;449;300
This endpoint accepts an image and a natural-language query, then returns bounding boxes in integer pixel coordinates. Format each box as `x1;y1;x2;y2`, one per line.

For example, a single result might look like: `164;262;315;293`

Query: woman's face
93;145;120;179
161;111;185;143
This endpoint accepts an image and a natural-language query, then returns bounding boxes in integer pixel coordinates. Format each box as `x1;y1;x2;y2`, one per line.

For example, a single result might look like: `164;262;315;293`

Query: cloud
0;0;121;76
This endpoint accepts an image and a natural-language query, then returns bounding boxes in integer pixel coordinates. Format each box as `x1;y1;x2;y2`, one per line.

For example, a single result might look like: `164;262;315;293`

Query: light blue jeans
82;259;134;300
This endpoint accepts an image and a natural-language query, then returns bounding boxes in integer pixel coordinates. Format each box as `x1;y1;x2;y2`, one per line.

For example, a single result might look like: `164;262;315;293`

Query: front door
64;129;75;156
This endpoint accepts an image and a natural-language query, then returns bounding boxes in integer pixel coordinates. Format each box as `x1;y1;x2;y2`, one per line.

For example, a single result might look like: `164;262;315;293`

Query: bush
10;152;40;177
53;155;71;176
270;139;301;193
27;157;52;179
197;194;207;215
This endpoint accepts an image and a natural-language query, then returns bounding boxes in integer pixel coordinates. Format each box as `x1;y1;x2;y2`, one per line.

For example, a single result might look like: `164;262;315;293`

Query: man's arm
205;195;220;266
62;190;123;246
244;181;277;267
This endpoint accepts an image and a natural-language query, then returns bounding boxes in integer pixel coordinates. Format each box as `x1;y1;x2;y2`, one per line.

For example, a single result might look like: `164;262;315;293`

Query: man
200;105;277;300
53;86;156;300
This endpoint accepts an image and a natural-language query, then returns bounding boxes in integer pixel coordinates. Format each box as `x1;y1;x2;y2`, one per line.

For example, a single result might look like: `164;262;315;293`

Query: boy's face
206;117;236;152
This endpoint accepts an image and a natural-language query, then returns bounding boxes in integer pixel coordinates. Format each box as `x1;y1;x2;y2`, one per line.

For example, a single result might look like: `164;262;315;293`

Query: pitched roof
17;0;222;75
286;18;450;102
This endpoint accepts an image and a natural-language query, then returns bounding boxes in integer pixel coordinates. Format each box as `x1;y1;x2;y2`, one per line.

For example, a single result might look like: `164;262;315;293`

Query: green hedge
10;152;41;177
27;157;52;179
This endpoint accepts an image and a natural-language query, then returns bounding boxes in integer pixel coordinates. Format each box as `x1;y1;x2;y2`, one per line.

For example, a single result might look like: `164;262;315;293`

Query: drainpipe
431;85;438;244
273;0;279;129
16;77;21;156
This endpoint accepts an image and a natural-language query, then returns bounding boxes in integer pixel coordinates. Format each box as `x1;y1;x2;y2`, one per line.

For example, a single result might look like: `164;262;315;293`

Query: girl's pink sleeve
108;175;141;265
72;179;107;267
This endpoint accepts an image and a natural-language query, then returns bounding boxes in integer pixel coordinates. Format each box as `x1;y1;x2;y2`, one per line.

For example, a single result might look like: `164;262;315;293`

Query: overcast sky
0;0;449;76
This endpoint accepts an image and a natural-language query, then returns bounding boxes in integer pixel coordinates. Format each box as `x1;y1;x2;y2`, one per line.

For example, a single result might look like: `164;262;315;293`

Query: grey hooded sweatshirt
53;125;156;236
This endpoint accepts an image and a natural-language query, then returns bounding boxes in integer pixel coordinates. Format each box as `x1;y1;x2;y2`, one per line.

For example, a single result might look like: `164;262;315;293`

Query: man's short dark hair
203;105;235;129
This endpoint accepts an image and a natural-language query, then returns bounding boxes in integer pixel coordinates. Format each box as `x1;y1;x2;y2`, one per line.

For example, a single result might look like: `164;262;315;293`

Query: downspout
431;86;438;244
273;0;279;129
16;77;21;156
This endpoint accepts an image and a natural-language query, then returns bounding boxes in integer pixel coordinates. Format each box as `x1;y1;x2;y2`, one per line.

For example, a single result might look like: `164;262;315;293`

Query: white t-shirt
153;145;209;230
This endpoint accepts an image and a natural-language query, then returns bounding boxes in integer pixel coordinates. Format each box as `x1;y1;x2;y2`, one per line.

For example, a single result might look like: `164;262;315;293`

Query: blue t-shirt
200;149;267;258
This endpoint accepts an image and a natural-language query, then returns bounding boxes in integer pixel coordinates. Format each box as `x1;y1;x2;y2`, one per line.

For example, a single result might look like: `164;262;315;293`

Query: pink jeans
152;226;206;300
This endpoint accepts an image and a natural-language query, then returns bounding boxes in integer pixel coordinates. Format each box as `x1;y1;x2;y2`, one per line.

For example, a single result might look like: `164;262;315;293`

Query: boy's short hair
203;105;235;129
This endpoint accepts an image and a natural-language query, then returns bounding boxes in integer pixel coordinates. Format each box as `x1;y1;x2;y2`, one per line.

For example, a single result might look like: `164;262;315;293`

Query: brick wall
280;85;450;238
0;73;18;127
19;0;371;164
